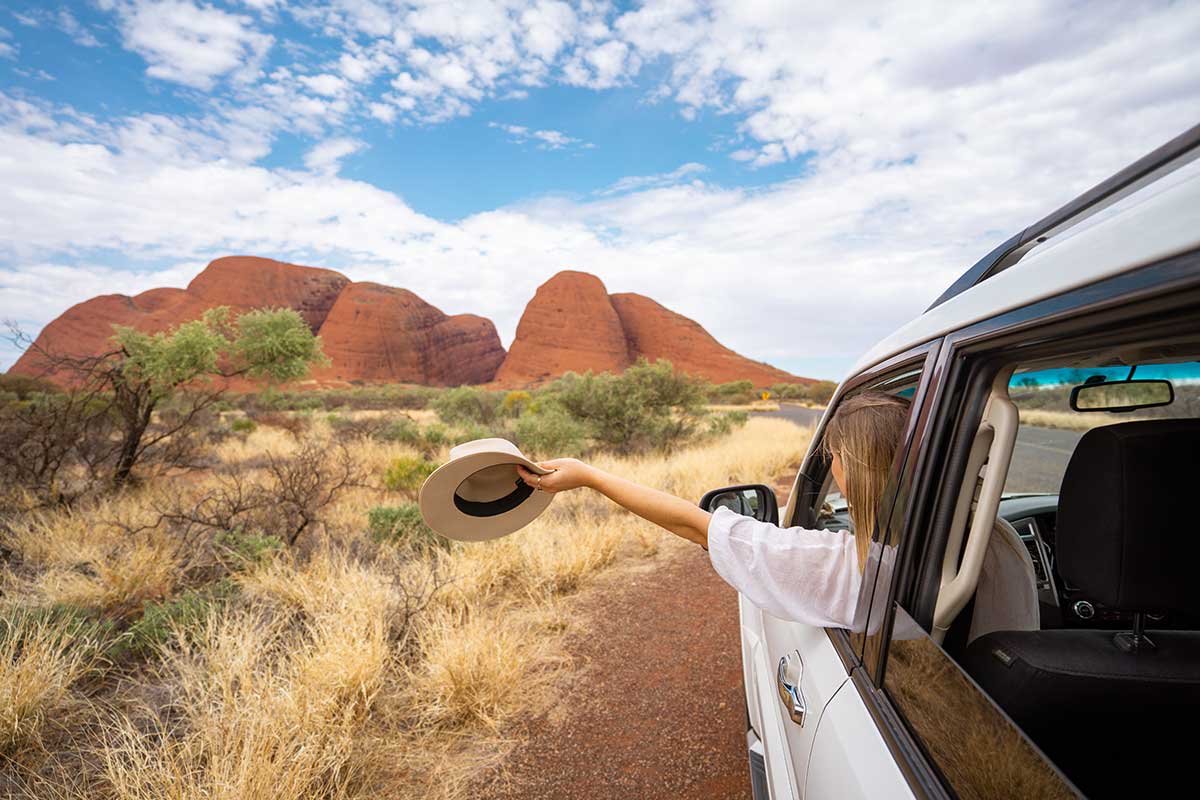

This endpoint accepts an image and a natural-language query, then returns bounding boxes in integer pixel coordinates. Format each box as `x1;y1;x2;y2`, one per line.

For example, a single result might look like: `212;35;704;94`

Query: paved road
755;403;1081;495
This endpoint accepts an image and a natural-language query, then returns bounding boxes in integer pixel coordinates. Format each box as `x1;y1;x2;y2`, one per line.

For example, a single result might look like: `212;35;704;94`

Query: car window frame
794;341;941;665
861;248;1200;798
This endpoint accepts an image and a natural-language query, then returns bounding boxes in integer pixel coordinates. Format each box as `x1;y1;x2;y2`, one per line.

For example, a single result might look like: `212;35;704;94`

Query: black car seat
962;419;1200;799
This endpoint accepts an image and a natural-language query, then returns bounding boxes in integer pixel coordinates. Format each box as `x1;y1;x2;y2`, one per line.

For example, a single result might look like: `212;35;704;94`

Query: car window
1004;361;1200;495
796;356;931;660
882;607;1077;798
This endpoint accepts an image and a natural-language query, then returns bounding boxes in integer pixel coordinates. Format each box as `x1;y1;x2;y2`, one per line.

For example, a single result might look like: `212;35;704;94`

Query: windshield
1004;360;1200;494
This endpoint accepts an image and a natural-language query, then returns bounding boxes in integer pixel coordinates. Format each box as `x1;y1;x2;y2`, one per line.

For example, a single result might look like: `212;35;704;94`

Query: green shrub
708;379;756;404
121;581;236;658
0;373;59;400
515;402;588;458
432;386;501;426
0;391;18;407
214;529;283;569
230;417;257;434
501;390;533;417
377;416;421;445
368;504;447;552
384;456;438;492
551;358;707;454
707;410;750;438
376;418;450;456
770;380;837;405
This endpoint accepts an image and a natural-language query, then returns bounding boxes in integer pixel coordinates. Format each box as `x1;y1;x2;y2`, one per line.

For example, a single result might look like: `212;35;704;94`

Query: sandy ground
475;539;752;800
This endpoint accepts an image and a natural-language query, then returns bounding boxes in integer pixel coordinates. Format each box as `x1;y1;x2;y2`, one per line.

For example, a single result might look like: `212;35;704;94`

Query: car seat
962;419;1200;798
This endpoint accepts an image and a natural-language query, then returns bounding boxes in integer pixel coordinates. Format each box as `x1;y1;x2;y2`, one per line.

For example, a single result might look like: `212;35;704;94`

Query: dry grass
0;415;810;799
0;608;100;755
707;401;780;412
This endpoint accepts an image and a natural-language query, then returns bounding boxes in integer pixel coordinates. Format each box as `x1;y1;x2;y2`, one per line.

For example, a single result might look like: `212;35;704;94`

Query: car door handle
776;650;807;727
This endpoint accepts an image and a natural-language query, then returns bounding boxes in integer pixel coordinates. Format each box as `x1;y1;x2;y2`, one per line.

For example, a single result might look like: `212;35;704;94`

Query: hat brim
419;452;554;542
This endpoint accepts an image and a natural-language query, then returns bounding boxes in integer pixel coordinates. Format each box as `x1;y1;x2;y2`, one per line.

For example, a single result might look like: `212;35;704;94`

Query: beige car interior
932;366;1035;645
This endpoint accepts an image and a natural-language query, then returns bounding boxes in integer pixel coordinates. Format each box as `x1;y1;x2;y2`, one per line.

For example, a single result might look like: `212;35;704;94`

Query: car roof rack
928;122;1200;311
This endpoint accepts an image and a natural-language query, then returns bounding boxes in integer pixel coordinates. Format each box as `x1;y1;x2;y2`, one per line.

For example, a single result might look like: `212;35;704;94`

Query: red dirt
477;542;751;800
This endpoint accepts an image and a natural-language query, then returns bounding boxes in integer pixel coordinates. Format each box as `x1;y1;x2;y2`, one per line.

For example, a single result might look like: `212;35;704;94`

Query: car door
747;345;939;798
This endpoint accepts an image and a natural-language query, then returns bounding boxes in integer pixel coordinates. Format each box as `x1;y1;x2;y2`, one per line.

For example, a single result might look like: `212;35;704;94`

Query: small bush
367;504;447;552
501;390;533;417
215;529;284;570
121;581;236;659
707;379;756;405
453;420;511;443
432;386;501;427
252;411;310;439
707;410;750;438
0;373;60;400
515;403;588;458
376;417;450;456
384;456;438;492
230;417;257;435
550;358;707;454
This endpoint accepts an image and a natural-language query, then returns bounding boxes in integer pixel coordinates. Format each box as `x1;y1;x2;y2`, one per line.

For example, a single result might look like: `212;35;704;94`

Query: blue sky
1;1;1198;380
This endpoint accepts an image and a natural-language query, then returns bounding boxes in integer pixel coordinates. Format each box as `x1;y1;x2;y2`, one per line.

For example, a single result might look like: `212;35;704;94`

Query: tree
5;307;327;493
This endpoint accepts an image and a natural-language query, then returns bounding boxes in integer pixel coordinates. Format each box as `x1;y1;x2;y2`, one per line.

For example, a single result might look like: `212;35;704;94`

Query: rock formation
314;282;505;386
10;256;501;387
10;259;810;389
494;271;807;387
610;292;807;387
494;271;632;385
186;256;349;332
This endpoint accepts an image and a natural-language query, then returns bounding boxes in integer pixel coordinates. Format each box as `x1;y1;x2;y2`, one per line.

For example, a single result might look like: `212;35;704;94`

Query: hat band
453;478;534;518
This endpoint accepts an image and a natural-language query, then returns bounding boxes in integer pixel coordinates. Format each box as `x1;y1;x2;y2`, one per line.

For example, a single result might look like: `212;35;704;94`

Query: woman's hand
516;458;595;494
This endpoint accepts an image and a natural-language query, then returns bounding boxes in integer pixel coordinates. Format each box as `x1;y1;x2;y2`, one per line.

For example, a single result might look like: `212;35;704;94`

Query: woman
516;392;911;629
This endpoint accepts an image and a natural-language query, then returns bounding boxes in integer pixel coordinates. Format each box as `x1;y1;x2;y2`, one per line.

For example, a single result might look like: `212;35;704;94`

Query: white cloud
299;72;348;97
488;121;589;150
0;26;15;60
4;3;1200;379
117;0;273;90
57;9;103;47
597;162;708;195
302;136;365;174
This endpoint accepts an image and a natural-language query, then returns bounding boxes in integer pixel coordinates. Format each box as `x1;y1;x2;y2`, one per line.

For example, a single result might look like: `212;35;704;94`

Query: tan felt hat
418;438;555;542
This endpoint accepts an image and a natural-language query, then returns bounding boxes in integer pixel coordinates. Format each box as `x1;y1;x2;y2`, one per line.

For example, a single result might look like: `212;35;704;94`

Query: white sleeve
706;505;862;628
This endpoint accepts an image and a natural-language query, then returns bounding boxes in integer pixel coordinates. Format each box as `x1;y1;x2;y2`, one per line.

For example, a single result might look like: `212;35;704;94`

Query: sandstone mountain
494;270;809;387
493;271;630;386
10;257;503;388
313;282;504;385
10;259;807;389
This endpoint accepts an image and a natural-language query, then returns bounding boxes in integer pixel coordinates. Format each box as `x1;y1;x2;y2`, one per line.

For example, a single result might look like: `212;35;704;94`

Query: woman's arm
516;459;712;546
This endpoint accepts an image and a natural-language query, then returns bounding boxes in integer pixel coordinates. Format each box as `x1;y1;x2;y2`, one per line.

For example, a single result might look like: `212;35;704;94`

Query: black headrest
1057;419;1200;614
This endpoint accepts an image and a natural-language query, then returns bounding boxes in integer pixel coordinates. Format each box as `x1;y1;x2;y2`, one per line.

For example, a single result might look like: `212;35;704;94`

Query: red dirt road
478;541;752;800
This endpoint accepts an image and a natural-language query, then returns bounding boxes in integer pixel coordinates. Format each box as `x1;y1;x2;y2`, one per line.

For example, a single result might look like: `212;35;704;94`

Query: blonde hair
822;391;911;571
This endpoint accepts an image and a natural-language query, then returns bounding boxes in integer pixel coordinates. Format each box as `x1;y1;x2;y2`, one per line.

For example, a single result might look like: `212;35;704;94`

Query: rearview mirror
699;484;779;525
1069;379;1174;413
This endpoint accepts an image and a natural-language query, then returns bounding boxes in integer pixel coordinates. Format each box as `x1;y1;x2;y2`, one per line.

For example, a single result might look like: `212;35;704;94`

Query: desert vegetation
0;316;811;799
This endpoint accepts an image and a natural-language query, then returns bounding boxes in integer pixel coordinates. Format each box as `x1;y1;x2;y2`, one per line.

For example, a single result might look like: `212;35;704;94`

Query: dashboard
998;494;1196;630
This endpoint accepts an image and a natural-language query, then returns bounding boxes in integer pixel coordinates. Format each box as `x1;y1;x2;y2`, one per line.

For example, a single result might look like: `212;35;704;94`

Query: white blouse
706;506;1037;642
706;505;864;628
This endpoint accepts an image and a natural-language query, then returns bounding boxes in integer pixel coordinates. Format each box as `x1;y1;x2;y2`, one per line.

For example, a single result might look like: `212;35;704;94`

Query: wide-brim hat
418;438;555;542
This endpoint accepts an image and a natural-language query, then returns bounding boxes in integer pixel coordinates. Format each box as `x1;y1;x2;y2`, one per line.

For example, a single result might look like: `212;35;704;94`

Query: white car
701;123;1200;799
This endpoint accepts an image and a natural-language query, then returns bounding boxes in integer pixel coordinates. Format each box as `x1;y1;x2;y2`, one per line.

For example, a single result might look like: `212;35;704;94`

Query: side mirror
1069;378;1174;413
699;484;779;525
